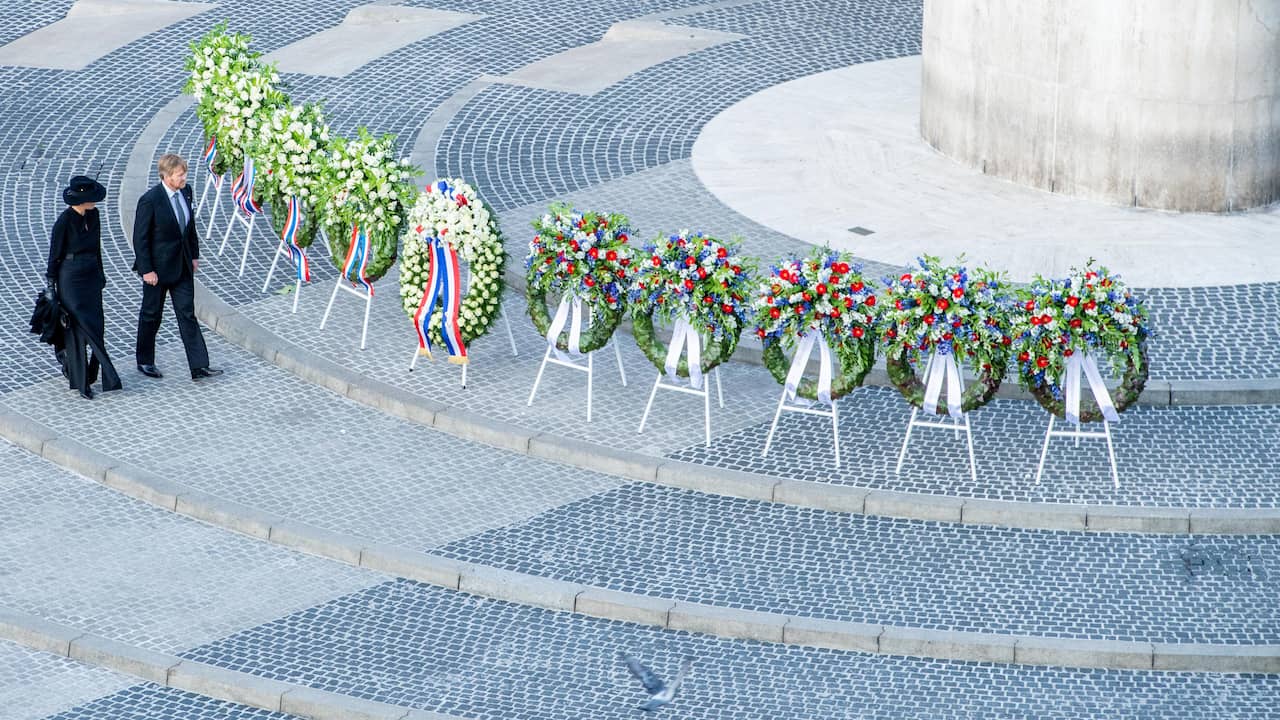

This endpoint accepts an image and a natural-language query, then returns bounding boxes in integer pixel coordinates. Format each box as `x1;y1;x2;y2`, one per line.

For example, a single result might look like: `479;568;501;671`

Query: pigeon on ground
620;652;693;712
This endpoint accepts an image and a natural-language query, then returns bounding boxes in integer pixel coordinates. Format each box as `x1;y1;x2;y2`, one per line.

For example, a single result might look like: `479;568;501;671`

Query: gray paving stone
0;640;134;720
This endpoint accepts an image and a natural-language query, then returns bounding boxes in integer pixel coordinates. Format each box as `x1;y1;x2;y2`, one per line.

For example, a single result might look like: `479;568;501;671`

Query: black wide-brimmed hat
63;175;106;205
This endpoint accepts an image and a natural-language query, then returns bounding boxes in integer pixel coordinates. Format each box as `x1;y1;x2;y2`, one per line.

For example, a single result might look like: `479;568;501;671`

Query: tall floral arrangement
244;101;331;248
183;23;286;175
317;128;417;284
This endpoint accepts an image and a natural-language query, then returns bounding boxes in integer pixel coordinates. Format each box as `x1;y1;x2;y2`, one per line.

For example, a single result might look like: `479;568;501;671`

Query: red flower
583;276;595;287
587;247;599;259
923;314;935;325
887;328;897;338
569;240;579;251
606;250;617;262
1064;348;1074;356
1018;351;1030;362
1066;296;1079;307
852;326;864;338
616;270;625;279
566;263;576;274
1037;356;1049;368
697;267;707;279
716;247;727;259
900;273;912;282
756;328;766;338
1024;300;1035;312
685;257;696;267
851;280;864;292
830;308;841;319
456;195;468;207
703;296;714;305
415;224;424;234
1084;300;1096;311
544;257;553;265
1030;316;1042;326
864;295;876;306
721;303;734;314
651;256;662;267
1038;314;1052;325
619;258;630;267
802;292;812;302
844;297;853;309
769;307;781;319
936;298;950;312
683;279;695;291
952;288;964;299
1001;336;1011;345
895;299;904;310
619;233;628;243
816;283;828;295
731;265;742;274
1069;318;1082;328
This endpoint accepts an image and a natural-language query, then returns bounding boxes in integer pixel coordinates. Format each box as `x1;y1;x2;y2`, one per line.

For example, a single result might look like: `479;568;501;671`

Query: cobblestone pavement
2;0;1279;717
0;437;381;654
172;579;1280;720
4;337;1277;648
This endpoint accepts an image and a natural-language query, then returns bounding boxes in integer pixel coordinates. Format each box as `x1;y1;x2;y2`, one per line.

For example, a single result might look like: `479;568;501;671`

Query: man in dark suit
132;153;221;380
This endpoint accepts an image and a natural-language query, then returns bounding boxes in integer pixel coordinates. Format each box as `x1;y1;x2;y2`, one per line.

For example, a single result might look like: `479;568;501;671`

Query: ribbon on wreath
230;158;262;216
280;196;310;283
1063;350;1120;424
413;235;467;364
784;330;834;406
202;137;222;189
342;225;373;295
665;315;704;389
922;350;964;419
546;292;584;360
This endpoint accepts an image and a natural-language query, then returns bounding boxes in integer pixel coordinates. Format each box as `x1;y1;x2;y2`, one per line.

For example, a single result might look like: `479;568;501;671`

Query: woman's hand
142;272;159;286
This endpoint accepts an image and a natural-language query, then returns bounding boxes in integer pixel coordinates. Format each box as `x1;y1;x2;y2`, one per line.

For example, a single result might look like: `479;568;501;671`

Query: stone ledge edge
0;607;456;720
185;292;1280;535
1;411;1275;674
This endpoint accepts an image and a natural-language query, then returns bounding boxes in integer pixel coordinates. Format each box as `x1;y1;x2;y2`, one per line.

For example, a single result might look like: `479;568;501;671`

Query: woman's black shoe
79;388;94;400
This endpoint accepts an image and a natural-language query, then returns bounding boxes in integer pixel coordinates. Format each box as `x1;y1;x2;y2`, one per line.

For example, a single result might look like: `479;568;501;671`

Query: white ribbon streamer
1064;351;1120;424
546;293;584;360
922;351;964;419
665;315;704;389
784;331;834;406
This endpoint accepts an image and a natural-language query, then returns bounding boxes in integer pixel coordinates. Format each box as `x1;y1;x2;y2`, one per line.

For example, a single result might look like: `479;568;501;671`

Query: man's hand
142;272;159;286
192;259;200;274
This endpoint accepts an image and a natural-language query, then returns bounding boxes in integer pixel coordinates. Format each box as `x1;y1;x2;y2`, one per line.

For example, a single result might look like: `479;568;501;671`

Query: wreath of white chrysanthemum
399;179;507;347
317;128;416;282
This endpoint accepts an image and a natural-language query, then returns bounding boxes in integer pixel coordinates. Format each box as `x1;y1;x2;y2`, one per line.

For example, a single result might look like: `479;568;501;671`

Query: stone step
5;350;1275;672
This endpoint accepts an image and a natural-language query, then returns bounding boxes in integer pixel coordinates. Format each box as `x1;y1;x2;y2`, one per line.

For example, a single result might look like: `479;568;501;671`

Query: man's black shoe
191;367;223;380
137;364;163;379
79;388;94;400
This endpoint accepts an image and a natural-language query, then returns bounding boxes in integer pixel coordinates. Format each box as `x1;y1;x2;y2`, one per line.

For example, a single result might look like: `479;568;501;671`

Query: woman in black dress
46;175;121;399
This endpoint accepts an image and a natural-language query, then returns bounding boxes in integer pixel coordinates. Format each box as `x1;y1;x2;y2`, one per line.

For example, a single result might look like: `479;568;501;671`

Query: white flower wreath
399;178;507;349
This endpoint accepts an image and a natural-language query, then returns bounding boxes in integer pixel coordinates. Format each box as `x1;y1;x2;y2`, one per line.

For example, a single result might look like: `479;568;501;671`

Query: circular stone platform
691;56;1280;288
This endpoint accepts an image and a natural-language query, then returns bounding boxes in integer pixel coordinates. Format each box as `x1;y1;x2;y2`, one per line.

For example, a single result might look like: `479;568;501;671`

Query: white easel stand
197;173;226;238
638;368;725;446
762;391;840;467
894;355;978;483
1034;415;1120;489
263;239;303;313
526;339;627;422
217;210;261;277
895;406;978;483
319;277;372;350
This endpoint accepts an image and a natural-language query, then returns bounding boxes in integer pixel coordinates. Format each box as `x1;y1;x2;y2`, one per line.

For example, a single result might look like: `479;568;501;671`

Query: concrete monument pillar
920;0;1280;212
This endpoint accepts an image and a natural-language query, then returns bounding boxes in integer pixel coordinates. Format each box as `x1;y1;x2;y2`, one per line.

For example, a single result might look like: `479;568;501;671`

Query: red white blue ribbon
230;158;262;216
281;195;310;283
202;137;222;189
342;225;373;295
413;235;467;364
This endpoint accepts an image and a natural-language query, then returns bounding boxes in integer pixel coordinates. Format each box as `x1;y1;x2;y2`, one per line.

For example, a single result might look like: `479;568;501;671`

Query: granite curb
0;607;458;720
1;408;1275;673
179;295;1280;535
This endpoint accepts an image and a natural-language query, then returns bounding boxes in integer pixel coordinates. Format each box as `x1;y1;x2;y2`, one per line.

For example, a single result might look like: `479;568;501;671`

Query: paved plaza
0;1;1278;718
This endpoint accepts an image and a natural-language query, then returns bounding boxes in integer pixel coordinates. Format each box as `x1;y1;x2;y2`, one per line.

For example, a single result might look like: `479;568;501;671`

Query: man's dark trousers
135;269;208;369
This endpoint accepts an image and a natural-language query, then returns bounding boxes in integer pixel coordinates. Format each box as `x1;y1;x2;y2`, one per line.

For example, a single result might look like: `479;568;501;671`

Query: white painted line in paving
265;5;483;78
691;55;1280;287
494;20;744;96
0;0;215;71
